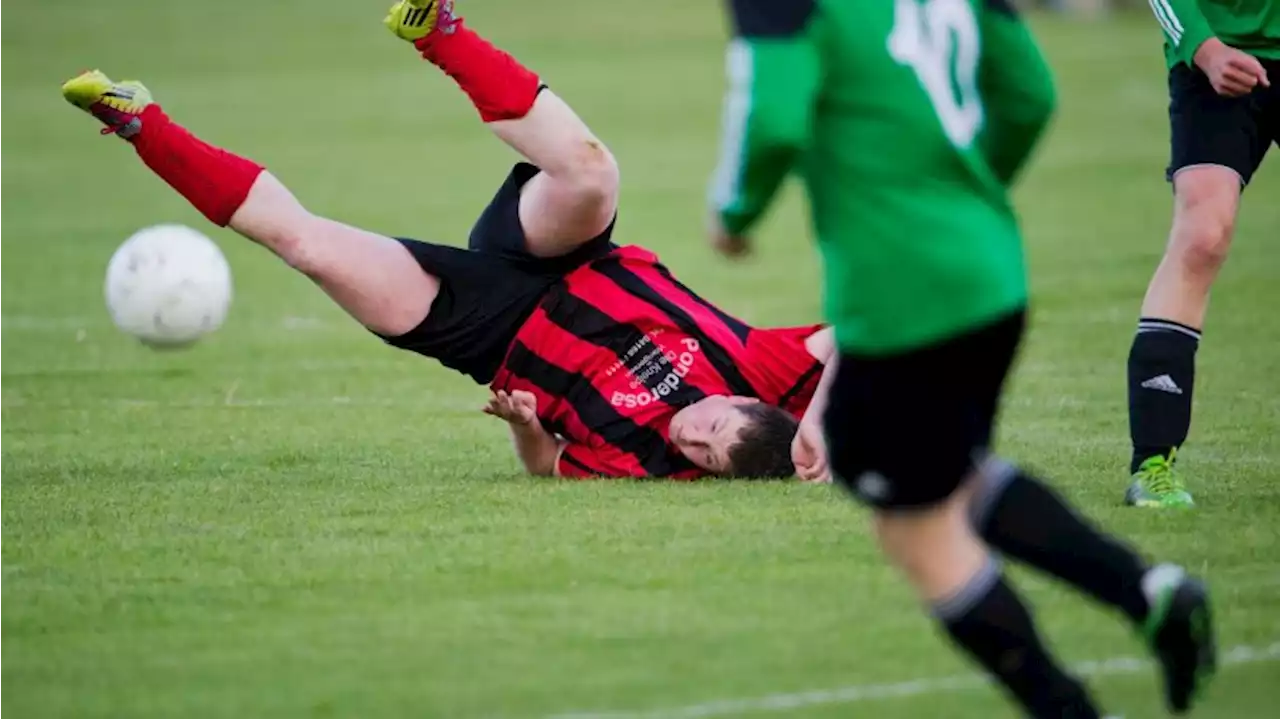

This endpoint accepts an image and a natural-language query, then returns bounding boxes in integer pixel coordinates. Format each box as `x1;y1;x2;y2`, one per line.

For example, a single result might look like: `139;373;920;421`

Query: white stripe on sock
1137;320;1201;340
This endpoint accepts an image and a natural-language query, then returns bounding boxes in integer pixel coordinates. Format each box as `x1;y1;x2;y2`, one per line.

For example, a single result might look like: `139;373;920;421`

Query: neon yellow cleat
61;70;153;137
384;0;458;42
1125;449;1194;508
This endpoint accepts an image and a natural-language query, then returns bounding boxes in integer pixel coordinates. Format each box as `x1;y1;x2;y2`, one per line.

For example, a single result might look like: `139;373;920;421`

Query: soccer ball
104;224;232;348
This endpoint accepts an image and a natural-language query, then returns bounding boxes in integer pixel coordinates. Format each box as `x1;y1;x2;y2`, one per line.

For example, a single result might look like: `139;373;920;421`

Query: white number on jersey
887;0;984;148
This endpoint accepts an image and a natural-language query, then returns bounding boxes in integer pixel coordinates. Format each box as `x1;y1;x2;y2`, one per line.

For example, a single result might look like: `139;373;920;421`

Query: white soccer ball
104;224;232;348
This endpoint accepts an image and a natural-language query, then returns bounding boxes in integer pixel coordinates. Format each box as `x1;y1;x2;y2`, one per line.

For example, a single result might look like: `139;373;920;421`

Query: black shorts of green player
1166;58;1280;185
823;311;1024;509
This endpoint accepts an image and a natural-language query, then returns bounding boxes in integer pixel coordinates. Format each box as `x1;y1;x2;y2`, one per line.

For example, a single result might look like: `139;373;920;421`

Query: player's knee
565;139;619;207
1181;218;1233;276
1173;199;1236;277
873;512;936;580
872;499;976;586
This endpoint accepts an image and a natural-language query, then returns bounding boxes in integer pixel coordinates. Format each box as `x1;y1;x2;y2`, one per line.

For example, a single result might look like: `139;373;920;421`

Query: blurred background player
60;0;835;481
1124;0;1279;508
707;0;1217;716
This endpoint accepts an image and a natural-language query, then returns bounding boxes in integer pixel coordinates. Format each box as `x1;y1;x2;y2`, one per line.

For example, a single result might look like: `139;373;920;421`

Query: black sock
1128;319;1200;473
972;460;1150;624
936;560;1101;719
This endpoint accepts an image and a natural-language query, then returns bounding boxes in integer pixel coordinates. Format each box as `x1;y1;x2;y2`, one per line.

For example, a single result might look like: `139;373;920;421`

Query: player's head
669;396;799;477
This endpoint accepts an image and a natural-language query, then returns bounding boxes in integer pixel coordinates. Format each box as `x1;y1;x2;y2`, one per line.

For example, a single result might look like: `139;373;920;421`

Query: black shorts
823;310;1026;510
1167;59;1280;185
379;163;616;383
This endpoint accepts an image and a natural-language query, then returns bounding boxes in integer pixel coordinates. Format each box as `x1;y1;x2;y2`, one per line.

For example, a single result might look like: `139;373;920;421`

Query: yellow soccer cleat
384;0;458;42
62;70;153;136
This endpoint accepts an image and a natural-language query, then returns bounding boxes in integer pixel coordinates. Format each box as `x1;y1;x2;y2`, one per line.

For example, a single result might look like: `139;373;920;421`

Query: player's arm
803;328;837;424
1144;1;1270;96
507;420;565;477
708;0;821;243
794;328;836;483
793;327;834;427
1147;0;1216;67
804;327;835;364
975;0;1057;186
484;390;563;476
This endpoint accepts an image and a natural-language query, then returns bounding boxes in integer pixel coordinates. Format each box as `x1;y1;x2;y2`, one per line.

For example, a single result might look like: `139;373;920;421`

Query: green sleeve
709;0;821;237
1148;0;1215;65
976;3;1057;187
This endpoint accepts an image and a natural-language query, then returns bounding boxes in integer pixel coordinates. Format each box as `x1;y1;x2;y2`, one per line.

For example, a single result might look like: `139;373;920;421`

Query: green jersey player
1124;0;1278;508
708;0;1218;716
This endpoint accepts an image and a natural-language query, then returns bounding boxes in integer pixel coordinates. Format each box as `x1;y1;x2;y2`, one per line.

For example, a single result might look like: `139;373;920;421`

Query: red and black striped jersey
491;246;823;478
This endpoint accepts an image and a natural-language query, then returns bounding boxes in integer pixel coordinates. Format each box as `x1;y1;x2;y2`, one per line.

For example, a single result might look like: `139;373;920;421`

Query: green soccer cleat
61;69;154;137
384;0;458;42
1141;565;1217;714
1125;449;1194;508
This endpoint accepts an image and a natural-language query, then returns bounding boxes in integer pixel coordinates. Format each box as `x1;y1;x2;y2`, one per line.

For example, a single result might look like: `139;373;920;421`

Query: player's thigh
229;173;439;337
1169;166;1242;259
487;91;619;258
822;311;1025;511
378;240;554;384
293;216;440;338
516;166;617;259
1167;64;1270;187
871;493;988;599
469;162;616;273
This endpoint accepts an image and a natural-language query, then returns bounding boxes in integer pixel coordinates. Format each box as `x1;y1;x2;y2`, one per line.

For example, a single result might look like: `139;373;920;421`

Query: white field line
549;641;1280;719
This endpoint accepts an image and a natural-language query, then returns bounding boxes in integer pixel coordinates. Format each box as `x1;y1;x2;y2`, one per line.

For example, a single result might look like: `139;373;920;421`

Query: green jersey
709;0;1055;354
1148;0;1280;68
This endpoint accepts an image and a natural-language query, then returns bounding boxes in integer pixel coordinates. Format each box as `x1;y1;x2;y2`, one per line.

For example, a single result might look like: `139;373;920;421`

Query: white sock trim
1141;563;1186;604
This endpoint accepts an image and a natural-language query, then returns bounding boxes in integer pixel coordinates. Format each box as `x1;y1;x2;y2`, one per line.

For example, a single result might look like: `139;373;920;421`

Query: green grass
3;2;1279;717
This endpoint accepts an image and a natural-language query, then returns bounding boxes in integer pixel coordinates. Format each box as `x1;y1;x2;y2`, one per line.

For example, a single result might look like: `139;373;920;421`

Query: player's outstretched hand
1194;37;1271;97
483;389;538;426
791;419;831;484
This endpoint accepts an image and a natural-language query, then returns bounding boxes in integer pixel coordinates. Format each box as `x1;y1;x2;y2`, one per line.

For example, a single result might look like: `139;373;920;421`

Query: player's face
669;395;760;473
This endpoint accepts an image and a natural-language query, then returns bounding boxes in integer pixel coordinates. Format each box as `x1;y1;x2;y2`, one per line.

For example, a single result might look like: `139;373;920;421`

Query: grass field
3;2;1279;717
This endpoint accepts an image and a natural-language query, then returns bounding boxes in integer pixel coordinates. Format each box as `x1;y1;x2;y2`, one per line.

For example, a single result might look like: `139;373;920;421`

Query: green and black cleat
1143;565;1217;714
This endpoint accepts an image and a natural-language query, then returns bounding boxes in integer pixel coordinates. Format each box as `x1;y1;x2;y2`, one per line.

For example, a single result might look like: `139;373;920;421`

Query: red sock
130;106;264;227
415;21;541;122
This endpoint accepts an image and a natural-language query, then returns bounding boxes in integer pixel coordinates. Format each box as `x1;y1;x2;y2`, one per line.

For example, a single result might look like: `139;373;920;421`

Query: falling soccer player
60;0;838;481
707;0;1217;716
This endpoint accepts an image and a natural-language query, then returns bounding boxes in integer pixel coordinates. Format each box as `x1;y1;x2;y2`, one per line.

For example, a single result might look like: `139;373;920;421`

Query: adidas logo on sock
1141;374;1183;394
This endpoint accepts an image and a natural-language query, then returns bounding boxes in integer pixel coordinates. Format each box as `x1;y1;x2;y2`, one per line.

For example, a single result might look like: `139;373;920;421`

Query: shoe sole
1128;499;1195;509
1124;485;1194;509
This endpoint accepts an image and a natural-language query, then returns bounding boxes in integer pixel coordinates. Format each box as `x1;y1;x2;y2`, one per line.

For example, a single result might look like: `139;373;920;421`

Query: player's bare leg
1125;166;1240;508
228;175;438;335
386;0;619;257
1144;168;1241;327
61;71;439;337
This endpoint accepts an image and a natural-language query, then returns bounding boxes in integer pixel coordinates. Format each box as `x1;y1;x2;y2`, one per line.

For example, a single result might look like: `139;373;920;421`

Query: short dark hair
726;403;801;478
